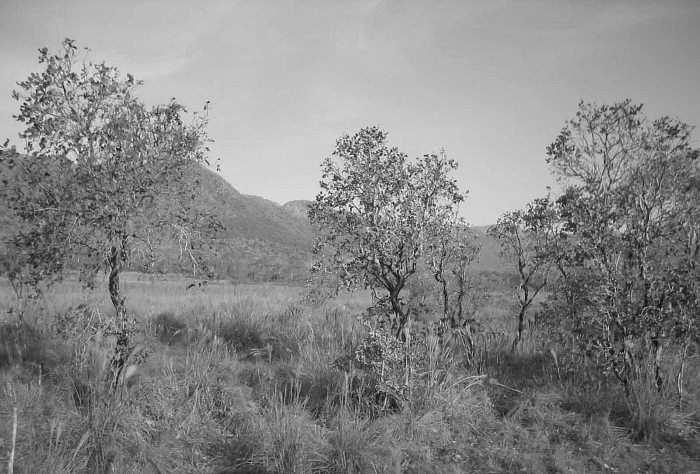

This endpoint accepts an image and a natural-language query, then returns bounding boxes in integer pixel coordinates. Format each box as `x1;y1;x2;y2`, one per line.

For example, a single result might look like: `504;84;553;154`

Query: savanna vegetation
0;40;698;473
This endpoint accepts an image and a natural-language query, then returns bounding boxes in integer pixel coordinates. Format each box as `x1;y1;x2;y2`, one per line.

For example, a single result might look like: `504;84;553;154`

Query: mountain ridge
0;154;505;281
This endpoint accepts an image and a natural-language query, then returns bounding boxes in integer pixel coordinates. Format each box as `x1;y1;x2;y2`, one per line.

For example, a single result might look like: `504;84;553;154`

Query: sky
0;0;698;225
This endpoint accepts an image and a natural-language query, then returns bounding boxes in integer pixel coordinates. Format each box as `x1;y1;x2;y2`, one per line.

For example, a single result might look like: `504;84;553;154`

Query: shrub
325;411;394;473
217;318;265;355
151;311;188;345
0;321;67;374
249;400;329;473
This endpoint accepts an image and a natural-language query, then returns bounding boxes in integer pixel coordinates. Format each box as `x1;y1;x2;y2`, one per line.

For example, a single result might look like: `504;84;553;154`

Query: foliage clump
493;100;699;439
309;126;466;339
0;38;219;383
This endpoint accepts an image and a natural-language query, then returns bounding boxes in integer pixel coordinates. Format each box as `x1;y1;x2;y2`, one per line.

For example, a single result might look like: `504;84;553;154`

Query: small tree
309;127;464;340
488;196;560;351
425;220;481;329
0;39;215;382
546;100;699;436
0;150;77;319
535;189;599;352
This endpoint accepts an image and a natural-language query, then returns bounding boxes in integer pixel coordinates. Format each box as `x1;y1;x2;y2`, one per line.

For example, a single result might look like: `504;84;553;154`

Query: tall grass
0;276;698;473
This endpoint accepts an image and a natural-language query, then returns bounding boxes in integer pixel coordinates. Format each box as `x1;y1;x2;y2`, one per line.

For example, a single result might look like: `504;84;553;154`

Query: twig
487;378;523;394
8;407;17;474
70;431;90;468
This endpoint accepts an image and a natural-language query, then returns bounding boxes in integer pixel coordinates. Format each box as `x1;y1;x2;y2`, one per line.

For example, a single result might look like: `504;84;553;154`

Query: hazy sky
1;0;698;225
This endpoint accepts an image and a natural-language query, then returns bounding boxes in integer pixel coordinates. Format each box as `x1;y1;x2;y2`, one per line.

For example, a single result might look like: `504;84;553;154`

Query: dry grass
0;275;698;473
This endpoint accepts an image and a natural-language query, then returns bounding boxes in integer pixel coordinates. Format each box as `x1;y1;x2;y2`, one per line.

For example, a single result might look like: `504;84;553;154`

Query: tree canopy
0;39;216;382
541;100;699;430
309;126;465;338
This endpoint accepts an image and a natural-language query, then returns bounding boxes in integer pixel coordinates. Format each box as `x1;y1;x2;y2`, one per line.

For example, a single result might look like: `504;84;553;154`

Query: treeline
489;100;699;436
306;103;698;439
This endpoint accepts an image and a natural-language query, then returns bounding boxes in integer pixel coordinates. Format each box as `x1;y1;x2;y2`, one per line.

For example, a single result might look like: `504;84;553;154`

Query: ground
0;274;698;473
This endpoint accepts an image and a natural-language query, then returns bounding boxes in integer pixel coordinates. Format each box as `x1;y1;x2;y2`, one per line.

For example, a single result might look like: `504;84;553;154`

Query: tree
536;189;598;346
546;100;699;435
309;127;464;340
0;39;215;383
411;220;483;362
0;148;78;319
425;220;481;329
488;195;561;351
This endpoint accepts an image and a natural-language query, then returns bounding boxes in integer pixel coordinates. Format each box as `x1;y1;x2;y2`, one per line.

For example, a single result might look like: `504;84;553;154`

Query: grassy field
0;275;698;473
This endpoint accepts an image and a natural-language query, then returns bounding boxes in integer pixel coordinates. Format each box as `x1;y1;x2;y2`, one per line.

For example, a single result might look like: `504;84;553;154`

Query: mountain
161;165;313;281
0;154;314;282
0;153;508;283
282;200;313;220
469;225;507;273
193;167;312;249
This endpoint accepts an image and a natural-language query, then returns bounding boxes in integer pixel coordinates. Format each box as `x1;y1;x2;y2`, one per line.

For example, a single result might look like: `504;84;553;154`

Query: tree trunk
652;337;664;392
389;289;410;340
433;259;450;328
513;276;530;352
512;305;527;352
440;277;449;325
108;244;126;324
454;273;466;328
108;238;130;388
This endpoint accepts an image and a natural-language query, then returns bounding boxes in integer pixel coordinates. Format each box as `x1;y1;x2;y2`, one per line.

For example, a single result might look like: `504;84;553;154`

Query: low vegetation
1;276;698;473
0;40;698;473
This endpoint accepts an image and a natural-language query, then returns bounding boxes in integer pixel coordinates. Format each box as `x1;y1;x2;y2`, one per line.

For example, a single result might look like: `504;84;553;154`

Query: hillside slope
282;200;313;220
470;225;507;272
193;167;312;249
1;153;507;282
142;165;314;281
0;154;314;281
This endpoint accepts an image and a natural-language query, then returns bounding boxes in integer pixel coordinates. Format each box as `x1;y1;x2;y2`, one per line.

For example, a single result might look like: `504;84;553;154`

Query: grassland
0;274;698;473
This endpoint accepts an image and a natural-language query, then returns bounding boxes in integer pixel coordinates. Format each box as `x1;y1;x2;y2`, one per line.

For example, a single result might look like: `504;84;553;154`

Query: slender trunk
8;278;25;324
432;253;449;327
404;316;411;396
440;277;449;324
455;272;466;328
652;337;664;392
513;274;529;352
389;288;410;340
108;244;126;326
108;237;130;387
677;341;690;404
512;305;527;352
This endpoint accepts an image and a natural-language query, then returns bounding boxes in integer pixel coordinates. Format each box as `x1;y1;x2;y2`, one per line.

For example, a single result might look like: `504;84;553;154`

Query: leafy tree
0;39;215;382
0;149;78;319
546;100;699;435
404;220;483;363
535;190;598;350
425;220;481;329
488;195;561;351
309;127;464;340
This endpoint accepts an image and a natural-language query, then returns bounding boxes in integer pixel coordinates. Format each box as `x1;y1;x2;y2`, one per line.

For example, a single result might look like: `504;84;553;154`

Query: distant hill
193;167;312;250
0;154;314;282
470;225;507;273
154;165;314;281
0;153;507;282
282;200;313;220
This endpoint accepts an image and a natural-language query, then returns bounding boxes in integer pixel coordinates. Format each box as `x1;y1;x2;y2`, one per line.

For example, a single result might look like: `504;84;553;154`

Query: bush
325;411;395;473
151;311;188;345
0;322;66;374
217;318;265;355
249;400;329;473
